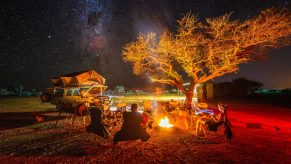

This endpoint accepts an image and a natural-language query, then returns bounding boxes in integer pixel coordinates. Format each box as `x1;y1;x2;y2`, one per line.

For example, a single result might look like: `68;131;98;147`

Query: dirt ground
0;98;290;163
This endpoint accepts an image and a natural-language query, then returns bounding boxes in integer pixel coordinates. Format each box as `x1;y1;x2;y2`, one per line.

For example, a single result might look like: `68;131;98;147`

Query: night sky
0;0;290;91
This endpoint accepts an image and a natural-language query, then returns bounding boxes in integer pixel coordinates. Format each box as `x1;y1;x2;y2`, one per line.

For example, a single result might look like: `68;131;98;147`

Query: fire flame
158;117;173;128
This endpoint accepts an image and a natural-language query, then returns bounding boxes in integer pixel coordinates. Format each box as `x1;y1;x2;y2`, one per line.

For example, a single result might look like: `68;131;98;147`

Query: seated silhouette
113;103;150;144
86;101;109;138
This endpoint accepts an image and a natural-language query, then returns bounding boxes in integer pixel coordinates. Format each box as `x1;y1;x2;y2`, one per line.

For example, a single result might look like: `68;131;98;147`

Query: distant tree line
250;88;291;107
214;78;291;107
214;78;263;98
104;86;179;95
0;84;41;97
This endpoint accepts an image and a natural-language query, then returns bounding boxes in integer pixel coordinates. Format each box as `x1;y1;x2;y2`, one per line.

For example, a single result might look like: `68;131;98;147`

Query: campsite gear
86;106;109;138
40;93;51;102
192;103;232;140
77;104;89;116
141;113;149;129
47;70;110;130
206;119;223;132
218;104;233;140
224;120;233;140
51;70;106;87
43;70;108;110
194;103;215;115
197;103;208;109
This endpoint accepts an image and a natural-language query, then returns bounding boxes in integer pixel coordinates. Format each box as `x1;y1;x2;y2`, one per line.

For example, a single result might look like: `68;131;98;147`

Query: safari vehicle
41;70;110;114
46;85;108;110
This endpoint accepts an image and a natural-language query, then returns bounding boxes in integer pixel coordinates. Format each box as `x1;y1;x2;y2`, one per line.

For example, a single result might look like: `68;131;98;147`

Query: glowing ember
158;117;173;128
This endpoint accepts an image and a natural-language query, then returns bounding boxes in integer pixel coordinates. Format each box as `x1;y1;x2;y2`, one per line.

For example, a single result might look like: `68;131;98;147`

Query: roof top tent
50;70;107;94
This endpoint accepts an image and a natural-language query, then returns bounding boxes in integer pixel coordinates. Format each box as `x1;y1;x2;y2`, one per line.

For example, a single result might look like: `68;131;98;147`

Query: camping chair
142;100;154;113
55;104;90;134
191;103;215;136
116;102;127;111
102;110;123;137
195;114;209;136
194;103;231;138
187;103;206;131
194;103;215;115
64;113;89;126
142;99;156;121
169;100;180;112
159;100;180;122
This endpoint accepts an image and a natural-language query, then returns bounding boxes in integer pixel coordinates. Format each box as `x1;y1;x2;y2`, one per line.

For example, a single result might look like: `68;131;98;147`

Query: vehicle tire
40;93;51;102
63;103;74;113
56;102;63;112
77;104;88;116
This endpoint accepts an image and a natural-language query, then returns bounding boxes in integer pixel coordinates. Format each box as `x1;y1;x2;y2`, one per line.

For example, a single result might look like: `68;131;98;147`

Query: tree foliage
232;78;263;94
123;8;291;107
214;78;263;98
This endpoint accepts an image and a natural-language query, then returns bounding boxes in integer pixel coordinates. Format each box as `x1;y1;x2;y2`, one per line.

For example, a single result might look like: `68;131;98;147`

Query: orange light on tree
123;8;291;109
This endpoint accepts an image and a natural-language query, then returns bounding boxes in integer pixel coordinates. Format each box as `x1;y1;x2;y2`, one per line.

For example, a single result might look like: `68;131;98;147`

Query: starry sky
0;0;290;91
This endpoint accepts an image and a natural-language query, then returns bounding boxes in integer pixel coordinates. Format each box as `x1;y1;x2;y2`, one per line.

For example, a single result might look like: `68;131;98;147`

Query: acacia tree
123;8;291;109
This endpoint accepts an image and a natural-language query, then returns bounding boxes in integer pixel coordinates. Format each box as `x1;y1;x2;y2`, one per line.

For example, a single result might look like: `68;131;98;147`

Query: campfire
158;117;173;128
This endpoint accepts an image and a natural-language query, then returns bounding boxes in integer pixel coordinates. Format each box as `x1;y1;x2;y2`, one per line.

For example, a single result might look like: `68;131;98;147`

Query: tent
51;70;106;87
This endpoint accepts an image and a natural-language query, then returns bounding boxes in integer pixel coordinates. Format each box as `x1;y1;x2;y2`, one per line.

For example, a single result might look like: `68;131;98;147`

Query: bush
22;91;32;97
0;89;10;96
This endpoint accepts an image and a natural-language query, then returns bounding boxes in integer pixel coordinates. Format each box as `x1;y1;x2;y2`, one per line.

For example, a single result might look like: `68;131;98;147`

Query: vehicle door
52;88;64;104
63;88;73;104
72;88;81;106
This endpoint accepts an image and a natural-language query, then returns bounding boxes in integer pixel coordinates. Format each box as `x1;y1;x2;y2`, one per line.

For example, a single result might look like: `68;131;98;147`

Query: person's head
131;103;138;112
94;99;101;106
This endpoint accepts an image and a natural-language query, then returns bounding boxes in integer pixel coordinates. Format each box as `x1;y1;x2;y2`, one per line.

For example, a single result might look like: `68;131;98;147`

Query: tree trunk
184;92;194;109
183;81;196;109
175;80;196;110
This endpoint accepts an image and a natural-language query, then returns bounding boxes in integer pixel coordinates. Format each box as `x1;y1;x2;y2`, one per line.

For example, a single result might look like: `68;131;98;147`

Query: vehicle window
66;89;73;96
55;88;64;96
80;87;90;93
89;87;101;95
73;89;80;96
80;87;90;95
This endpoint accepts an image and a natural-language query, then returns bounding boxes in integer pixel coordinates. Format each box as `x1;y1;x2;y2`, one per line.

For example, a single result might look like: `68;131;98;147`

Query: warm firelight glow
158;117;173;128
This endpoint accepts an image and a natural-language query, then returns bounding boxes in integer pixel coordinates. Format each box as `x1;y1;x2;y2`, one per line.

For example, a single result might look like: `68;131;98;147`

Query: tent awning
51;70;106;87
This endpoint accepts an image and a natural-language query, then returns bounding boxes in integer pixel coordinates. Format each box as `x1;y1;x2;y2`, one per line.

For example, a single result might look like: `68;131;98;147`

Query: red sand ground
0;102;290;163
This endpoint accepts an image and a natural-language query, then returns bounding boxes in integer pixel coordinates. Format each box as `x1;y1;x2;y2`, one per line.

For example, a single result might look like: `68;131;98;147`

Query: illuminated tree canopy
123;8;291;108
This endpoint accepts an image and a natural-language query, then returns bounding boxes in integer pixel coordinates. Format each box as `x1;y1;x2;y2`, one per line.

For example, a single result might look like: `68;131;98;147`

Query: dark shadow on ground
0;110;65;130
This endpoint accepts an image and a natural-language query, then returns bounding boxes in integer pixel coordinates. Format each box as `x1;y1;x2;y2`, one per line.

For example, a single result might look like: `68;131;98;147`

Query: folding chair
192;103;214;136
158;100;181;122
102;110;123;137
194;103;227;136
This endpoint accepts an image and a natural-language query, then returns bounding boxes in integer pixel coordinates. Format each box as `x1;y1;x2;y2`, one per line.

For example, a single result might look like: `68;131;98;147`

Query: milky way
0;0;290;90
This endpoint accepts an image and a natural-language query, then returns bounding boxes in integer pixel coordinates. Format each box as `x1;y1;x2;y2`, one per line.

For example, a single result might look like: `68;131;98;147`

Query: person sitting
206;104;226;132
113;103;150;144
86;99;109;138
141;111;154;129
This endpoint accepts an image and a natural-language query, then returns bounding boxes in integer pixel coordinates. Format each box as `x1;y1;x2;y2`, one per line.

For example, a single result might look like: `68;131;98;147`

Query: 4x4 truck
40;70;109;115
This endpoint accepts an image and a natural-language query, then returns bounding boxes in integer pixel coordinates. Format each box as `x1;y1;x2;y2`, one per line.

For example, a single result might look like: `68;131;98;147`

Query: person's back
122;111;142;128
114;103;150;144
86;100;109;138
